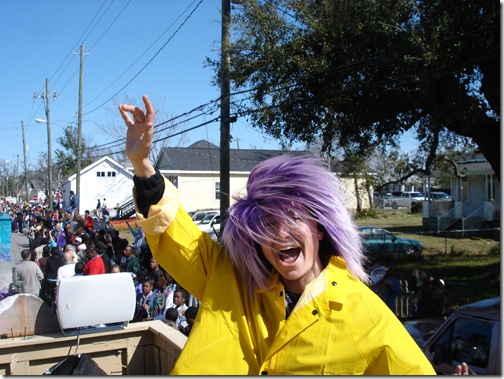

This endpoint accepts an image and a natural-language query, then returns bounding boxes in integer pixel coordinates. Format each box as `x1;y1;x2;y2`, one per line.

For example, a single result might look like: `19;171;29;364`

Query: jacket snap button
261;371;268;375
332;281;337;286
312;309;318;315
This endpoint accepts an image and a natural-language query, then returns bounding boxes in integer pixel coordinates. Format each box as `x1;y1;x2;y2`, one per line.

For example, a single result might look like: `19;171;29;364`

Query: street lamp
35;117;53;209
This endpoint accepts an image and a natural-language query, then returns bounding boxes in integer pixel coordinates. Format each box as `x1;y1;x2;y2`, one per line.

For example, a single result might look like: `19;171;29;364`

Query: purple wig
221;154;369;292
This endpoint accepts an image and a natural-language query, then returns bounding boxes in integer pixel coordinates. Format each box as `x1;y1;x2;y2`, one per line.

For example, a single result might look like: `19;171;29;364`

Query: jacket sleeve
134;174;223;301
133;169;165;217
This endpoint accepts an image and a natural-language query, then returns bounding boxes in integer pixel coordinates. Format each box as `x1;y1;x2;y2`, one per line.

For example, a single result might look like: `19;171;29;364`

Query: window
215;182;221;200
429;317;492;369
96;171;116;177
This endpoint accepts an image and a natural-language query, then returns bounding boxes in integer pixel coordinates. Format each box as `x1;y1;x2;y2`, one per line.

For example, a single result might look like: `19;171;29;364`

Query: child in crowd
173;288;188;328
149;257;163;285
110;264;121;273
180;306;198;336
134;278;155;322
164;308;179;328
152;271;175;320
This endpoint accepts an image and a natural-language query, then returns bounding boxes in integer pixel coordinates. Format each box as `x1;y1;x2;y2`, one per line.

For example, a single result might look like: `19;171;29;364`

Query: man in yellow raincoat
119;95;436;375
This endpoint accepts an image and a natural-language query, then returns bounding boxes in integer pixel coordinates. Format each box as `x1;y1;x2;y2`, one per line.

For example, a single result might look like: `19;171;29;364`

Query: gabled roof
63;156;133;184
154;140;309;172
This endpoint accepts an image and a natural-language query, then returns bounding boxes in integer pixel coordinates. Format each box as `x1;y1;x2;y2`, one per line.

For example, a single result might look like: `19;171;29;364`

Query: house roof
63;156;133;184
154;140;310;172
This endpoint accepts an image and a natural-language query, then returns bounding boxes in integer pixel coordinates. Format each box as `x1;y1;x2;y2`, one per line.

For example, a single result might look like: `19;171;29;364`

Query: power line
82;0;205;116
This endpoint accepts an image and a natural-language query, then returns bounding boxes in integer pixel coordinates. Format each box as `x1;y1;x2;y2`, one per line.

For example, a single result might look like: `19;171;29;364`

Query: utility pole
220;0;231;222
34;80;57;209
21;121;29;203
45;78;53;210
16;154;19;201
74;43;91;209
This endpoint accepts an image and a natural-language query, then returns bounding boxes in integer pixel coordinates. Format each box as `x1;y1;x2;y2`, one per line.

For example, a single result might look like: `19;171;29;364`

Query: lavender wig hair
221;154;369;292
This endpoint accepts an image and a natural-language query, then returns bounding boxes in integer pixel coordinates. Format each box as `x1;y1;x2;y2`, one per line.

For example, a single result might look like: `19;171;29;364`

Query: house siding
62;157;134;216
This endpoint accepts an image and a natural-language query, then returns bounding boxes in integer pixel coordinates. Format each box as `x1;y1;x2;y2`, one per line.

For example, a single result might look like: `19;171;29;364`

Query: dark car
358;226;423;256
404;298;500;375
429;191;452;201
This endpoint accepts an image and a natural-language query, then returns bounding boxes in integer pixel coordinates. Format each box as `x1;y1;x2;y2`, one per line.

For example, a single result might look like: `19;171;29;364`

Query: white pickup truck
391;191;425;209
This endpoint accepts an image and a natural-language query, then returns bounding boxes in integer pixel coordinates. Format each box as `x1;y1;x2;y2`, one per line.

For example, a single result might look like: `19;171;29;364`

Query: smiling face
260;211;324;294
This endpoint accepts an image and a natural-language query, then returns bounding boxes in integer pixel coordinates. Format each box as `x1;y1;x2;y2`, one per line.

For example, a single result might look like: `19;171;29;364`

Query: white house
61;156;134;216
423;155;500;232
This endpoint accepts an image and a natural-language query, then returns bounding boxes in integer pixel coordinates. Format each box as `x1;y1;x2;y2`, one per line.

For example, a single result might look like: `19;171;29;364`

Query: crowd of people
369;263;446;319
3;197;198;337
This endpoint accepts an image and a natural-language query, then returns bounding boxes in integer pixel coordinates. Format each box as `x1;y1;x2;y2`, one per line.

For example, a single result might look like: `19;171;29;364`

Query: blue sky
0;0;415;169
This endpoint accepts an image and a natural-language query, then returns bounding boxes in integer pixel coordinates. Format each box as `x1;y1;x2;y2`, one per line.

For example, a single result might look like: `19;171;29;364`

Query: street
0;232;28;288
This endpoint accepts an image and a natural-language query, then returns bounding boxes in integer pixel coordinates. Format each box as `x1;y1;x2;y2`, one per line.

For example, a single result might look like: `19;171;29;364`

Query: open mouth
276;247;301;264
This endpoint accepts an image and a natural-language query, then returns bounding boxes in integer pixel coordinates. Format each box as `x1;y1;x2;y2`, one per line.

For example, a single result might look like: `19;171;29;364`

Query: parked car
373;192;393;208
429;192;452;201
190;209;219;224
390;191;425;209
197;213;221;234
358;226;424;256
403;297;500;375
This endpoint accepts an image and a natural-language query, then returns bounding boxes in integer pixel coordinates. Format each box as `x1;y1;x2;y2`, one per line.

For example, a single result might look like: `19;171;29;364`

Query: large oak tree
217;0;499;180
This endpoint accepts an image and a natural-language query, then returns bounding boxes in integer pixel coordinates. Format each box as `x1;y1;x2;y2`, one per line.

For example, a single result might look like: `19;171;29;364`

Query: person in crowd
57;252;76;279
64;244;78;264
74;262;84;276
149;257;164;284
105;219;114;231
180;306;198;336
96;199;102;219
55;222;66;251
82;241;105;275
121;245;141;276
44;247;63;305
134;268;150;295
76;242;87;263
134;278;155;322
110;264;121;273
33;236;47;261
84;210;94;235
164;307;179;329
67;191;79;214
117;95;444;374
62;222;73;246
151;271;175;320
369;264;402;316
96;241;112;273
415;270;446;318
14;249;44;295
172;288;188;328
111;230;126;263
38;246;51;273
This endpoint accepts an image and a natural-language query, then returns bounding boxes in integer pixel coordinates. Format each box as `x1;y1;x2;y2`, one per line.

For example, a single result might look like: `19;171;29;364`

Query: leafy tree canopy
54;124;95;178
215;0;499;180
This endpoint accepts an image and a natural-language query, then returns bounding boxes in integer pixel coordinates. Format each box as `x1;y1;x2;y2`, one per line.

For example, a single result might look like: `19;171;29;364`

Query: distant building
61;156;134;216
153;140;369;212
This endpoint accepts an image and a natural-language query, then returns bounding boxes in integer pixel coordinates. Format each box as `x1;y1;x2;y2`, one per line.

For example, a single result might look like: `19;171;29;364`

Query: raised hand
118;94;156;178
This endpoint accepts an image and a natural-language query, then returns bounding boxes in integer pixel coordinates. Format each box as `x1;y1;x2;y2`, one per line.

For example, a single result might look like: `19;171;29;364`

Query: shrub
354;208;380;219
450;245;466;257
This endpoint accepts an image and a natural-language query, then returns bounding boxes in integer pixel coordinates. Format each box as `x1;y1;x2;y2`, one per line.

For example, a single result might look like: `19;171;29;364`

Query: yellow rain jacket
135;177;435;375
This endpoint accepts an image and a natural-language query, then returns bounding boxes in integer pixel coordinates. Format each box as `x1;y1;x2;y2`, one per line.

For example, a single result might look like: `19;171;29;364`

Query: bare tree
94;94;190;165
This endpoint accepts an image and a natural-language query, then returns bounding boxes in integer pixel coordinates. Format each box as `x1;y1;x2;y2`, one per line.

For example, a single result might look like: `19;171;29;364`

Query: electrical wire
82;0;205;116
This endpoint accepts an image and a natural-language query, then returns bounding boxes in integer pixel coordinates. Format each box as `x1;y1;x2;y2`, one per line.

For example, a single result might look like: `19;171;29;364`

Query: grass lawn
355;211;501;312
